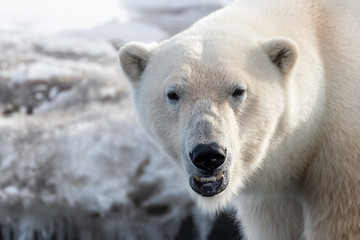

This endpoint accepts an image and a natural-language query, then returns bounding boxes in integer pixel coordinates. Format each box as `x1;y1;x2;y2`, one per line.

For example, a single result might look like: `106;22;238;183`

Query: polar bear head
119;26;298;211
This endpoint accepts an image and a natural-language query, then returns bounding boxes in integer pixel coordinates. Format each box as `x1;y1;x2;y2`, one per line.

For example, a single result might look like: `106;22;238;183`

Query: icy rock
0;34;213;239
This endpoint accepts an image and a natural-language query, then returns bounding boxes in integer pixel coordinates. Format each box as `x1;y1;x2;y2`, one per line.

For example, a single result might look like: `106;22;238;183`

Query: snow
34;37;116;58
61;20;168;43
0;72;197;238
48;86;59;99
0;0;128;35
0;0;231;42
0;0;234;239
123;0;232;11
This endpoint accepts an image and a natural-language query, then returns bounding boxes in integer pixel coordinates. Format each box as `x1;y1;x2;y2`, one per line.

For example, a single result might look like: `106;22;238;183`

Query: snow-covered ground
0;1;237;239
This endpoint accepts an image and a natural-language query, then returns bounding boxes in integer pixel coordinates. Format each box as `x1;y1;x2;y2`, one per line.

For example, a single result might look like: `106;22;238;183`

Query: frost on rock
0;34;217;240
121;0;232;35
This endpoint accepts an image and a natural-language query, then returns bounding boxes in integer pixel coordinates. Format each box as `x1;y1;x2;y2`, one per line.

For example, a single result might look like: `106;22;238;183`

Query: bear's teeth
194;172;224;182
199;176;217;182
194;175;215;182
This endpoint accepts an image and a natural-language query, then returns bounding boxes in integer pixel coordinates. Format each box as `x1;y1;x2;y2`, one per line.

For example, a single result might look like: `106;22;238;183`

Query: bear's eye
232;88;245;98
167;91;180;101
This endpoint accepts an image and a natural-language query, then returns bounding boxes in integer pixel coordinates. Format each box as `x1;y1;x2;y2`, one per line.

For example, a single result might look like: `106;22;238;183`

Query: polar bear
119;0;360;239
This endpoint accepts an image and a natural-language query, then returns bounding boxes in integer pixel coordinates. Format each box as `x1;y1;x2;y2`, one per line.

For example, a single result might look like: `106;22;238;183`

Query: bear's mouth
189;171;229;197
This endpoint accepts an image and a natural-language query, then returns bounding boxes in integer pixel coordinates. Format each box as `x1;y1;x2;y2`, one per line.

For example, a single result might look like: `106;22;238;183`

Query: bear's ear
262;37;298;74
119;42;156;82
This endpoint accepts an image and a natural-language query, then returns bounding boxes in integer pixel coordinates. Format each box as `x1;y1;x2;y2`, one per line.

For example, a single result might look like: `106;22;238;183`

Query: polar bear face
120;30;298;210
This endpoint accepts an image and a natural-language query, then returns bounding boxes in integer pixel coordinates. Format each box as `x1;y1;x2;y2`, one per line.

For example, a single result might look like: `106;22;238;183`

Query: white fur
119;0;360;239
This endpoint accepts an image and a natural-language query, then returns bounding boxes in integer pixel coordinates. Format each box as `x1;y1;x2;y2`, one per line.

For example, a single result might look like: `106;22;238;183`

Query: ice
121;0;232;35
61;20;169;43
48;86;59;99
26;61;75;81
0;0;128;35
3;186;18;196
0;33;215;239
34;92;45;100
34;37;117;58
0;79;200;238
122;0;231;11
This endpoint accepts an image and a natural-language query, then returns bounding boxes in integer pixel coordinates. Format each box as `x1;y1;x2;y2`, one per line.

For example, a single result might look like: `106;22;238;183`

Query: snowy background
0;0;239;239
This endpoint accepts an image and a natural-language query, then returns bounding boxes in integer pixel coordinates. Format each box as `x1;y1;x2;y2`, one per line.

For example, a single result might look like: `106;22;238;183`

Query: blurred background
0;0;240;239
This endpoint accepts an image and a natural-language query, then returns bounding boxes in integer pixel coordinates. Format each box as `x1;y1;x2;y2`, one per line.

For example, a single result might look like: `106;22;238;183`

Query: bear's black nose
189;143;226;172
